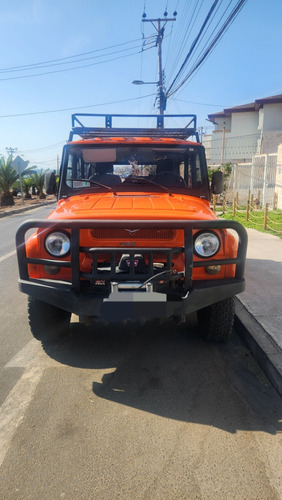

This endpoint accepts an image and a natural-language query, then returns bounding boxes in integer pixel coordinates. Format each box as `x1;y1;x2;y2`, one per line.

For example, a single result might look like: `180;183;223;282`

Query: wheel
197;297;235;342
28;296;71;341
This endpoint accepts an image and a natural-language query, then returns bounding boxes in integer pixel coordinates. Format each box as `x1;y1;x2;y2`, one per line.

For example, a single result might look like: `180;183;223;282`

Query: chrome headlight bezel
45;231;71;257
193;231;220;259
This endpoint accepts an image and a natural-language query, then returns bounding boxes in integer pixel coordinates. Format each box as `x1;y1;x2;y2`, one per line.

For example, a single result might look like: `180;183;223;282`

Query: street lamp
132;79;167;124
132;80;159;85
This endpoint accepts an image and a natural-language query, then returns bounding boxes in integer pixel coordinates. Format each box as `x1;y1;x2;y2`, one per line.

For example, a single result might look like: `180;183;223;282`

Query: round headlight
194;231;220;258
45;232;70;257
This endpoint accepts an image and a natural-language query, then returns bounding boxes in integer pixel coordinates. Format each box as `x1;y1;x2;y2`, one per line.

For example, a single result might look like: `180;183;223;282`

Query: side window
182;151;203;188
66;153;76;185
179;161;185;179
180;157;193;188
66;153;84;186
195;153;202;183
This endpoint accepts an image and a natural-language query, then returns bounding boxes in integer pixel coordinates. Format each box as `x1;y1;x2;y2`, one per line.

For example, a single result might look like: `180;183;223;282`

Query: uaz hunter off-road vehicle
16;114;247;342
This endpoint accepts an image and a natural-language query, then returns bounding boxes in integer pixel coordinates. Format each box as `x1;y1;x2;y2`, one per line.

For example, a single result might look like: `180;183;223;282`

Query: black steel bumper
18;277;245;321
16;218;247;322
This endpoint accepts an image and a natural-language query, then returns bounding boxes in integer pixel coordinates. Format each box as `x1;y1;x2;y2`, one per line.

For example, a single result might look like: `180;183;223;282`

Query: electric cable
0;93;156;118
184;0;231;75
173;97;226;107
0;45;154;82
0;38;145;72
165;0;237;93
0;43;151;75
167;0;248;98
166;0;220;95
166;0;201;81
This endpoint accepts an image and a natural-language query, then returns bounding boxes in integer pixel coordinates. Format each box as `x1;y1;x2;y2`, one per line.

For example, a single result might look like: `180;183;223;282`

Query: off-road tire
28;296;71;341
197;297;235;342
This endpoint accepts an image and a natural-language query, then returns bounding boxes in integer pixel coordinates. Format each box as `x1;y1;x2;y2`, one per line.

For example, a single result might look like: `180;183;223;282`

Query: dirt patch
0;195;56;216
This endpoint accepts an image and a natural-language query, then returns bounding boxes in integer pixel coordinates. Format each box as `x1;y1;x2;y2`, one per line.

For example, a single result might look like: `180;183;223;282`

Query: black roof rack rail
69;113;199;142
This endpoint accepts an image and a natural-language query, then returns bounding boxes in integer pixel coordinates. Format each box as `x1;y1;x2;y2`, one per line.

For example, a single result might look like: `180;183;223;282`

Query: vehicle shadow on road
41;316;282;435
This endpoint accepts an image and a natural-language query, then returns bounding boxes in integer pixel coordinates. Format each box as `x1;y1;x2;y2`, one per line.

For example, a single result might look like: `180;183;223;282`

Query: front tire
28;296;71;341
197;297;235;342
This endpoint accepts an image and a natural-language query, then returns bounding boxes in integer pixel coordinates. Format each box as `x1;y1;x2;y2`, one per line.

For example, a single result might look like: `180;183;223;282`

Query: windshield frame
58;143;210;200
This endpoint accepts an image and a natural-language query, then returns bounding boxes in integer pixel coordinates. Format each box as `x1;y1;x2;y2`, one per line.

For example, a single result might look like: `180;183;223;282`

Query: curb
235;297;282;396
0;200;55;219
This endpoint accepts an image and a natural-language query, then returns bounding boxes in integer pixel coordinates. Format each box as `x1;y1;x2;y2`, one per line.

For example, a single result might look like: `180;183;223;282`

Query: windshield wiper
72;178;115;193
124;177;172;195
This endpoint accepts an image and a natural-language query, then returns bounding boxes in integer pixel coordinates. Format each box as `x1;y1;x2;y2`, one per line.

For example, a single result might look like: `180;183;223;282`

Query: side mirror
44;170;56;195
211;170;224;194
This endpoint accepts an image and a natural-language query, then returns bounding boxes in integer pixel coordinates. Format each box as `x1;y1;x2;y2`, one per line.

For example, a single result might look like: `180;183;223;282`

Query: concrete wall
212;116;231;131
231;111;258;136
209;130;260;163
202;134;211;161
260;103;282;131
261;131;282;155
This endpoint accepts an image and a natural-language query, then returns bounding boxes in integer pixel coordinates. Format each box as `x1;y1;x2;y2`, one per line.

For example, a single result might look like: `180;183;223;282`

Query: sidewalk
235;228;282;396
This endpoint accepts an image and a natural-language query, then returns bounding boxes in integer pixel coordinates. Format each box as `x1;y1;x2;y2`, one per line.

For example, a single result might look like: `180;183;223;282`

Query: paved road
0;207;281;500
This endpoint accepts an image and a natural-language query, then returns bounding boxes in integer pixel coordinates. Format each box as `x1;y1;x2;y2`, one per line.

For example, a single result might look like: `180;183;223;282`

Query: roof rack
69;113;199;142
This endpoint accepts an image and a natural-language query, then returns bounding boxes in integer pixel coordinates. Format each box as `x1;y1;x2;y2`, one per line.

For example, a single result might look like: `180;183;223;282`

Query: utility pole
6;147;25;206
6;146;18;159
197;126;204;143
142;12;176;125
221;123;226;165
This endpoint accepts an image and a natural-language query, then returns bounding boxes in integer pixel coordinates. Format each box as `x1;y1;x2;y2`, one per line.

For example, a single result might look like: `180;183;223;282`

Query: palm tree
0;156;36;206
0;156;19;206
31;170;46;199
22;176;33;199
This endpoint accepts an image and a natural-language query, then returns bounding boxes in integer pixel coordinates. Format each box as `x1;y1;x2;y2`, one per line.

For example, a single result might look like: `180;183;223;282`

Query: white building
206;94;282;164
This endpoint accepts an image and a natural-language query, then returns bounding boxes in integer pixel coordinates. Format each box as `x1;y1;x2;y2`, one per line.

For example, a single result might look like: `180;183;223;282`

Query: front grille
90;228;176;240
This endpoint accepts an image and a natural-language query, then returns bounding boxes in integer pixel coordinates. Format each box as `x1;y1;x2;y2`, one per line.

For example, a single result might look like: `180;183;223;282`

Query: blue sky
0;0;281;168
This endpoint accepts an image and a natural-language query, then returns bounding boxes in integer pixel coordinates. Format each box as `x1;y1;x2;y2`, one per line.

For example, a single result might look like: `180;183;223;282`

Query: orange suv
16;114;247;342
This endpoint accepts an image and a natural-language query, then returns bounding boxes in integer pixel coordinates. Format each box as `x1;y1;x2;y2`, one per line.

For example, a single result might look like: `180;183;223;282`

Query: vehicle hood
48;192;216;221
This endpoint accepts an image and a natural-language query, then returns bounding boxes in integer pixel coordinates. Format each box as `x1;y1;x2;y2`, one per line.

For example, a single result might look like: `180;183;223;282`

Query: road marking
0;340;46;467
0;250;16;263
5;339;41;368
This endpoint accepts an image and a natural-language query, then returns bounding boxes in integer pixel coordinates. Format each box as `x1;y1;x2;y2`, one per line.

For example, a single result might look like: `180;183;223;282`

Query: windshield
61;144;208;197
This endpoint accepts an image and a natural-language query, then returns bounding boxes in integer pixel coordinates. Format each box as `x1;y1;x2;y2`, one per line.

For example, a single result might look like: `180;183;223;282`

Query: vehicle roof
67;137;201;146
69;114;200;144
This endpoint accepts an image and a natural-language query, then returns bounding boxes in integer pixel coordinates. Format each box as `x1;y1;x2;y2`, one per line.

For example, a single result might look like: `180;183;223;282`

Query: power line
0;46;154;82
166;0;203;82
0;93;156;118
165;0;220;92
166;0;220;95
166;0;248;98
184;0;231;76
0;38;144;72
0;44;147;75
172;97;226;107
18;142;65;153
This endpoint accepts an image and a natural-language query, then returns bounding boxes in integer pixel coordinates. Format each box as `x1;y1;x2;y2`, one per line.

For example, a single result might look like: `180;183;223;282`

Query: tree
22;176;33;199
31;170;46;199
0;156;19;206
0;156;35;206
